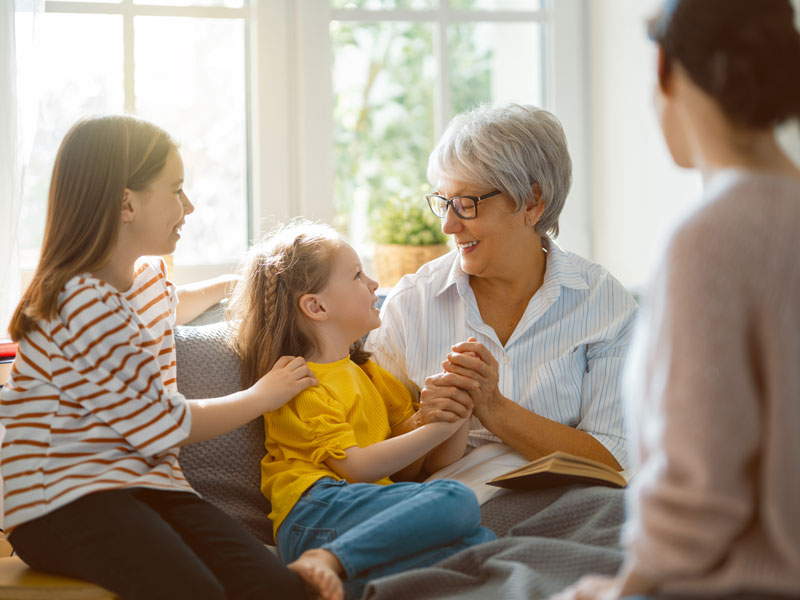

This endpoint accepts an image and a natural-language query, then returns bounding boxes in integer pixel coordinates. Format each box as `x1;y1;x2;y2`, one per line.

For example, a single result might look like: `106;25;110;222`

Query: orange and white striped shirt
0;258;194;531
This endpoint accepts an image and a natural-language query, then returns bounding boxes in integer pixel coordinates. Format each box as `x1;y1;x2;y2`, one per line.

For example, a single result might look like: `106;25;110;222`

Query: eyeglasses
425;190;502;220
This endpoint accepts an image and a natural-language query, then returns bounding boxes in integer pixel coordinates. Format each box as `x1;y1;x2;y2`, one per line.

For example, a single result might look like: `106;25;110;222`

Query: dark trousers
9;488;306;600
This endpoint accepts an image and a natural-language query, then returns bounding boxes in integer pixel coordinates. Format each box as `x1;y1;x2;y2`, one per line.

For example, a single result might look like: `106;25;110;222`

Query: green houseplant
371;195;450;287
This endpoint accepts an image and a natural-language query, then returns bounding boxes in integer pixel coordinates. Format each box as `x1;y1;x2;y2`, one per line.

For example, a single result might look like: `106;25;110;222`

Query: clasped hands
416;336;503;426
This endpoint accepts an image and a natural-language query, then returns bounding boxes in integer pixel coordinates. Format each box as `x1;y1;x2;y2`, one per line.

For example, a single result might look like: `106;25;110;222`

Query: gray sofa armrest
174;322;275;545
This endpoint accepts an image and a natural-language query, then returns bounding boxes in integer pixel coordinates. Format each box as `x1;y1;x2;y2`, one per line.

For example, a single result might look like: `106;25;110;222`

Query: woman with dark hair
555;1;800;598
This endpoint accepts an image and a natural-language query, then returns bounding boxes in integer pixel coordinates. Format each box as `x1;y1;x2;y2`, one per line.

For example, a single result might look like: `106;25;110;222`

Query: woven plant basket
373;243;450;288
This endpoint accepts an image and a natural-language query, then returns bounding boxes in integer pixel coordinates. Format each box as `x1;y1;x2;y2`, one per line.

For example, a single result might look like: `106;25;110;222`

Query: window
329;1;547;254
269;0;591;262
13;0;589;285
15;0;249;277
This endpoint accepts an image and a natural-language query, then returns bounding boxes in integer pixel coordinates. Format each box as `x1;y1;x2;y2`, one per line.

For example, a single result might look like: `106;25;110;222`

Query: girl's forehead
335;242;359;264
158;149;184;181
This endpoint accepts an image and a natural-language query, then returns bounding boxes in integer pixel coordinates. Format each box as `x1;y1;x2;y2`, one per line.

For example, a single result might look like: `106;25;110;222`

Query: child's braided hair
227;219;370;388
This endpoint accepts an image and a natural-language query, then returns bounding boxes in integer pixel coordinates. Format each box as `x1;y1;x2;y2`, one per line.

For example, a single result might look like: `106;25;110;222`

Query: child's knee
426;480;481;529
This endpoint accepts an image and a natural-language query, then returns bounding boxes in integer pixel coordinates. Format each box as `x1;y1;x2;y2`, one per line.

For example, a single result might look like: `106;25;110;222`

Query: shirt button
501;355;510;365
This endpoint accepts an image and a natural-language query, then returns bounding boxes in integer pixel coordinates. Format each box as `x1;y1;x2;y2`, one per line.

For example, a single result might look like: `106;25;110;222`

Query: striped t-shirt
0;257;194;531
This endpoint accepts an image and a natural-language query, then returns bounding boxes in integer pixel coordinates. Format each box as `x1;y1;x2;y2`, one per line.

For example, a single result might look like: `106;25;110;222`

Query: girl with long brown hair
1;115;341;600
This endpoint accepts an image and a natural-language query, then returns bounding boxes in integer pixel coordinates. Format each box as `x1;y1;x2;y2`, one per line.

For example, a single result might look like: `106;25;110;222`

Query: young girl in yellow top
1;116;341;600
228;221;496;600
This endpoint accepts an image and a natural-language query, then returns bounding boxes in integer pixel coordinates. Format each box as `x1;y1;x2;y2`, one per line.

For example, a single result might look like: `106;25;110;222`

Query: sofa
174;319;526;547
175;320;277;545
173;318;631;599
173;316;550;548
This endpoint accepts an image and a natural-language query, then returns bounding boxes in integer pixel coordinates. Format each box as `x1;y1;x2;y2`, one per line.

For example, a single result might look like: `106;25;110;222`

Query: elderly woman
367;104;638;481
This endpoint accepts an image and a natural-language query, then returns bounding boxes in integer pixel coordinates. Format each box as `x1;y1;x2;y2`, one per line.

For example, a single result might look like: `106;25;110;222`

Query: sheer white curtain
0;0;13;530
0;1;21;341
1;0;42;530
1;0;41;340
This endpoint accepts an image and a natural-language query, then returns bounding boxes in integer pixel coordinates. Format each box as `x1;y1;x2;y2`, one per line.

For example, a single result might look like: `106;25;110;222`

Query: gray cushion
174;322;275;545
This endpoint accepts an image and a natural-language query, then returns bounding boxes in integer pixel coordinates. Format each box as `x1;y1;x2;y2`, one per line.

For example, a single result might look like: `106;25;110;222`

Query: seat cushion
0;556;114;599
175;322;275;545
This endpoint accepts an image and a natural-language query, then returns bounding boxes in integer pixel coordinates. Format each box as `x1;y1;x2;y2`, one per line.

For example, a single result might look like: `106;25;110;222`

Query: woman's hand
251;356;318;412
441;337;503;419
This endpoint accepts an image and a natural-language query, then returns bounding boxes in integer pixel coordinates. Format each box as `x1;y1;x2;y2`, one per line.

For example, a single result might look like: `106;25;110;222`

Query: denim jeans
10;488;305;600
277;477;496;599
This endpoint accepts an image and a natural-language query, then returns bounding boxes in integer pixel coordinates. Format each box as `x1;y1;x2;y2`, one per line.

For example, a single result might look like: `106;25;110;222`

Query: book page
424;442;530;505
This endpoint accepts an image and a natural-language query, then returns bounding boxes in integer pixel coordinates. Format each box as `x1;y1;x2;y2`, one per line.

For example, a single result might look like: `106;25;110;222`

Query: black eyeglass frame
425;190;502;220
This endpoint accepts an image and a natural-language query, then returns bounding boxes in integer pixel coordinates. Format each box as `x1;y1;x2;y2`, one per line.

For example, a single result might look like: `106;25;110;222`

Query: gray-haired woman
367;104;638;483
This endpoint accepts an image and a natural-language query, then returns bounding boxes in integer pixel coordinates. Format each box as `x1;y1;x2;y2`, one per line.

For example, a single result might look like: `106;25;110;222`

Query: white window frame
20;0;249;286
20;0;590;289
251;0;591;260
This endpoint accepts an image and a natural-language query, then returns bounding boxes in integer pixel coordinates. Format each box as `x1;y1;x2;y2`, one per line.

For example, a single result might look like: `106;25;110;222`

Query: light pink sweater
622;170;800;597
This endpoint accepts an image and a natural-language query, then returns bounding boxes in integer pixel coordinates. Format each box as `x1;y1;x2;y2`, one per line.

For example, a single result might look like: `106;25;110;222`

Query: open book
487;450;627;490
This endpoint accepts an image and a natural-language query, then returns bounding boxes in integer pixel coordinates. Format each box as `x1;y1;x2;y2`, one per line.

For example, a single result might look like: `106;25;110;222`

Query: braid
229;219;378;387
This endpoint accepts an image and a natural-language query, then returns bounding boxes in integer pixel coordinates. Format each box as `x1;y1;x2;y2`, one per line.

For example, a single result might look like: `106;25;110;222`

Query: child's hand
251;356;317;412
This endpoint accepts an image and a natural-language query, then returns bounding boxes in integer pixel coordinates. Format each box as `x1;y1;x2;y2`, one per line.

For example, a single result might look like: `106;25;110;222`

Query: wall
587;0;800;292
587;0;700;292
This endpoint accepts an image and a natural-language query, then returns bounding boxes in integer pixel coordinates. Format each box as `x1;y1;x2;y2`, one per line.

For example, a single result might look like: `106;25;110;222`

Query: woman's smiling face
437;174;530;280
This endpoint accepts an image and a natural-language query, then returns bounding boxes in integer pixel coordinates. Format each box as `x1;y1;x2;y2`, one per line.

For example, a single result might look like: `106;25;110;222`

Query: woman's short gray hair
427;104;572;237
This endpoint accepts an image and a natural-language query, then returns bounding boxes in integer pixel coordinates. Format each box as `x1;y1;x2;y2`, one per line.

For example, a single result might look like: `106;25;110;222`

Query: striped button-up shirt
0;258;193;531
366;239;639;469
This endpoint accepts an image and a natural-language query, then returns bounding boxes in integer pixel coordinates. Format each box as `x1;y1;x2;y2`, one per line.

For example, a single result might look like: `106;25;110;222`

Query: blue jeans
277;477;496;599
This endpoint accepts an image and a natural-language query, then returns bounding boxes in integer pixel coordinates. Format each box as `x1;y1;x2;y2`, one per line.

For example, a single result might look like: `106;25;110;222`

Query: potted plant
371;195;451;288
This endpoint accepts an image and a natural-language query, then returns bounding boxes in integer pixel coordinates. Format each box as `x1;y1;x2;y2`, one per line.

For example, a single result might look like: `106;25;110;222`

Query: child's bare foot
288;548;344;600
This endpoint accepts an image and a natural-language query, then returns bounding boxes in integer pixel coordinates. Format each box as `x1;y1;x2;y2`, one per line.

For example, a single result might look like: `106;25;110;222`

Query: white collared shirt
365;239;639;469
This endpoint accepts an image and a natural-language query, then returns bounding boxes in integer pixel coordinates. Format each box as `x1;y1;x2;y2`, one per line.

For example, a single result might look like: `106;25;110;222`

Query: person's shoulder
133;256;170;284
656;171;795;288
684;170;800;239
665;171;791;268
278;381;336;418
558;246;637;305
129;257;176;310
359;358;401;384
294;382;332;403
58;273;121;319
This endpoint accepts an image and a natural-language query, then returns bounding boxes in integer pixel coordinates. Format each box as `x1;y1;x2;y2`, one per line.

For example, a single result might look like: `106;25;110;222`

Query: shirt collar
434;236;590;300
541;237;590;295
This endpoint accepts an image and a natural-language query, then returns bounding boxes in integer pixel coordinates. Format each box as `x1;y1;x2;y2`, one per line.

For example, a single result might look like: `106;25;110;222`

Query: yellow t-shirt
261;357;416;537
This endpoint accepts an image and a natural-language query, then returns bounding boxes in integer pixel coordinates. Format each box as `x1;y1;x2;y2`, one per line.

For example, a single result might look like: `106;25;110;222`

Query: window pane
17;13;123;268
331;21;436;251
449;22;544;115
331;1;436;10
134;0;245;7
449;0;542;9
134;16;247;266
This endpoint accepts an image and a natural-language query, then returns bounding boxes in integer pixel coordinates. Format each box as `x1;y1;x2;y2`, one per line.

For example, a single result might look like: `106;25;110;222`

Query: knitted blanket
363;484;626;600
